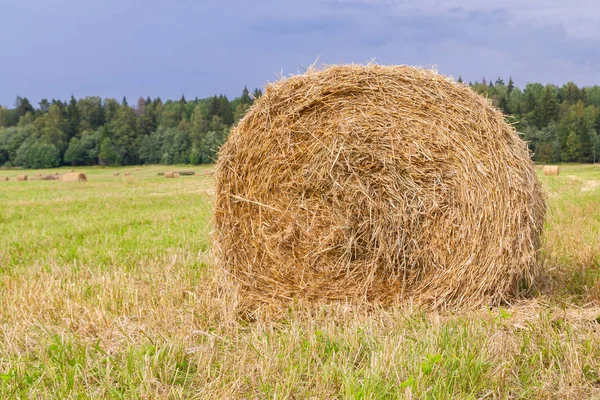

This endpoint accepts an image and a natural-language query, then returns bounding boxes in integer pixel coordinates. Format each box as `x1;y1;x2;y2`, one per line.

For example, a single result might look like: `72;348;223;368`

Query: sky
1;0;599;107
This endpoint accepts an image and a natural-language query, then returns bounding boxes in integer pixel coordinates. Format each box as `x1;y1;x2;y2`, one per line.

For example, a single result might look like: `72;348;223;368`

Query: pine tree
507;77;515;94
15;96;34;117
65;95;80;138
240;86;252;104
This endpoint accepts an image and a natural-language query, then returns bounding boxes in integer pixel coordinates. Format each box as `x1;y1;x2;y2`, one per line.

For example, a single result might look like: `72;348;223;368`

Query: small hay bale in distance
124;172;131;176
164;171;177;178
113;172;120;176
60;172;87;182
1;177;8;181
16;175;27;181
215;64;546;310
543;165;559;176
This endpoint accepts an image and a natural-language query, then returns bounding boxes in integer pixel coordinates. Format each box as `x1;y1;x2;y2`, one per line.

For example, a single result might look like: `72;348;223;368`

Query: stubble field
1;164;599;399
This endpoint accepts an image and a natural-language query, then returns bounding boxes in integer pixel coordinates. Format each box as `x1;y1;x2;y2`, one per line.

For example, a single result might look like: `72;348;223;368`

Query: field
1;164;599;399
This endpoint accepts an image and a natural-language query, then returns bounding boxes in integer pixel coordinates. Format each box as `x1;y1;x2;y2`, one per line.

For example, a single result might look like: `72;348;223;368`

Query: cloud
1;0;600;106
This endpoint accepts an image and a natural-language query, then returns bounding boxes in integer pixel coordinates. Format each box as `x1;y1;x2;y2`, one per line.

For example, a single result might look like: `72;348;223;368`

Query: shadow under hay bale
60;172;87;182
543;165;559;176
16;175;27;181
215;64;546;310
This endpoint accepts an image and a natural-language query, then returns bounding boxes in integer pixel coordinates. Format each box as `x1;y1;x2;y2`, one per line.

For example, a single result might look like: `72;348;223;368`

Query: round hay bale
135;167;140;171
165;172;175;178
113;172;120;176
124;172;131;176
173;172;180;178
543;165;559;176
60;172;87;182
1;177;8;181
16;175;27;181
215;64;546;309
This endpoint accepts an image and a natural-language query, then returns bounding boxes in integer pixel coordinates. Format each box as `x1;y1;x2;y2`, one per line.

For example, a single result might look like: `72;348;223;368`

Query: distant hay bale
161;170;194;176
60;172;87;182
16;175;27;181
113;172;120;176
215;64;546;310
165;172;176;178
1;177;8;181
35;173;42;177
173;172;180;178
543;165;559;176
135;167;140;171
124;172;131;176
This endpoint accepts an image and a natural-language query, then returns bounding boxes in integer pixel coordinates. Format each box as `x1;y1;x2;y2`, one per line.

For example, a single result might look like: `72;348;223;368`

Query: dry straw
543;165;559;176
16;175;27;181
60;172;87;182
215;64;546;310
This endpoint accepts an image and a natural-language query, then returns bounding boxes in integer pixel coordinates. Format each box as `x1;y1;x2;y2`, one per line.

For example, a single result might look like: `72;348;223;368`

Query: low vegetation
1;164;599;398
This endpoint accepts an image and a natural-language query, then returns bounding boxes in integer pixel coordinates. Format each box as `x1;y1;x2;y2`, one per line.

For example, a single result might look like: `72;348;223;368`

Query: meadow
0;164;599;399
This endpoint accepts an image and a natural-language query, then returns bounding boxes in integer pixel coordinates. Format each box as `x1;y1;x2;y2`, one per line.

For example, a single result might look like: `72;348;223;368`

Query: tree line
464;77;600;164
1;79;599;168
0;87;260;168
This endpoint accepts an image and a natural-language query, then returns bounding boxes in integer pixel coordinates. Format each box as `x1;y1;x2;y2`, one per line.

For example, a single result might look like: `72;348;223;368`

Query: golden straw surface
215;64;546;310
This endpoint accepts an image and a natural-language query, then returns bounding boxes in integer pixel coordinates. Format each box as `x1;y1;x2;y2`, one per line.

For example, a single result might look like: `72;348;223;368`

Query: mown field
1;164;599;399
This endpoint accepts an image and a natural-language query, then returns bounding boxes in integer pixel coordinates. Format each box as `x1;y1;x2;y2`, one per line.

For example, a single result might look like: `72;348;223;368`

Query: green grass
1;164;599;399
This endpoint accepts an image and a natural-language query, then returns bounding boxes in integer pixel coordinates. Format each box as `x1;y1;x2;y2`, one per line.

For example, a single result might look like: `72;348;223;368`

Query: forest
1;78;599;168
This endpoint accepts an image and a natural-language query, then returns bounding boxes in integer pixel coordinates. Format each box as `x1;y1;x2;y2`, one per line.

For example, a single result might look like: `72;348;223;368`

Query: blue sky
1;0;599;107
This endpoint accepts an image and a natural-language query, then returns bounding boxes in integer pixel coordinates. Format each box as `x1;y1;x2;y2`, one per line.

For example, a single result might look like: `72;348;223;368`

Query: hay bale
124;172;131;176
173;172;180;178
215;64;546;309
16;175;27;181
60;172;87;182
135;167;140;171
1;177;8;181
165;172;176;178
543;165;559;176
113;172;120;176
